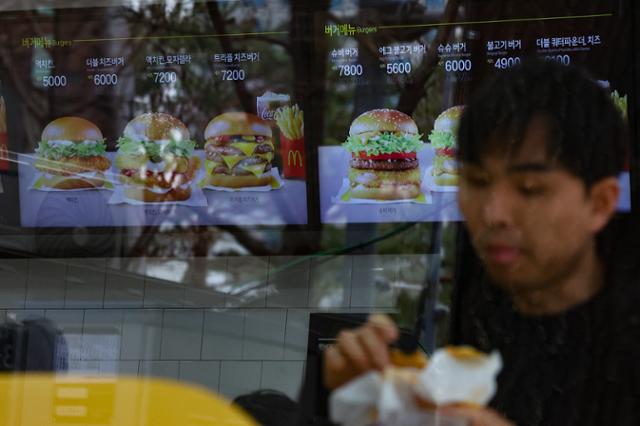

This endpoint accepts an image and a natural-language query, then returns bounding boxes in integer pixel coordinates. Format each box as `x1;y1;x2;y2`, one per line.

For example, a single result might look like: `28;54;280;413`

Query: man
318;59;640;425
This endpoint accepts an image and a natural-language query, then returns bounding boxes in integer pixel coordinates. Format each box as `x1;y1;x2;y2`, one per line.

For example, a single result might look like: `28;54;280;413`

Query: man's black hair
458;58;627;187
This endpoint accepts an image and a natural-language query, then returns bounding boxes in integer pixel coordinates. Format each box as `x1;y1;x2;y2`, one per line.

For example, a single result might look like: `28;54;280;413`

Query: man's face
457;117;600;294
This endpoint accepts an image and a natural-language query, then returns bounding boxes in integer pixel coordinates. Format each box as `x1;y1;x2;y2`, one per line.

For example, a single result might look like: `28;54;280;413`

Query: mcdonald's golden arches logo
287;150;303;167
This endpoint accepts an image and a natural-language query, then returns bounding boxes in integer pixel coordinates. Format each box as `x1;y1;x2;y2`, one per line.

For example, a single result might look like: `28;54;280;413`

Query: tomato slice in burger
214;135;232;144
435;147;456;157
354;151;417;161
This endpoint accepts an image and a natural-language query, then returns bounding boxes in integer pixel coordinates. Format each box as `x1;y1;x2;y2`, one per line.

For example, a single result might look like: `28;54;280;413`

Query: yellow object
275;105;304;140
287;150;303;167
206;160;222;174
263;140;275;151
230;142;258;157
390;349;428;369
0;374;257;426
256;152;274;163
240;163;268;177
222;155;244;170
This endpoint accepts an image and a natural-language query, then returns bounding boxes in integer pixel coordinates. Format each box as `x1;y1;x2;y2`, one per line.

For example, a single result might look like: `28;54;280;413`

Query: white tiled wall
25;259;67;309
0;259;28;308
225;256;269;308
243;310;287;360
65;258;106;308
104;258;145;308
202;310;245;360
267;256;310;308
219;361;263;399
308;256;352;308
0;254;434;401
45;309;84;360
160;309;204;360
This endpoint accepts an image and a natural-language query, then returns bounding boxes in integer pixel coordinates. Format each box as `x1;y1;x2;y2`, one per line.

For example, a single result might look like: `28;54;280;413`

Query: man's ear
588;176;620;233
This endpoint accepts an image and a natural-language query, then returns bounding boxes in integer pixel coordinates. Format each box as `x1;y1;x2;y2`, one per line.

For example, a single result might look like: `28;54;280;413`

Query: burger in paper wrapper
414;347;502;408
329;346;502;426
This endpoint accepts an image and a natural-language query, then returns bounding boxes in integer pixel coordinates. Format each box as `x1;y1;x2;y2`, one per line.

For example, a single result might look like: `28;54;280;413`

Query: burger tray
30;174;114;191
107;185;208;206
333;179;432;205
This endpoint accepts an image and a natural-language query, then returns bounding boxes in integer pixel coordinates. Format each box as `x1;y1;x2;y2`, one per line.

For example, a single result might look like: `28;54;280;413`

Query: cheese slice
256;152;274;163
230;142;257;157
205;160;222;174
240;163;267;177
222;155;244;170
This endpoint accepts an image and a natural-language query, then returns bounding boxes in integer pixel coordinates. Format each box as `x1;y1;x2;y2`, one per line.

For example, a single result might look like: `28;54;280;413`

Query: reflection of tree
321;0;463;143
396;0;460;113
118;1;294;138
0;2;303;264
205;1;253;113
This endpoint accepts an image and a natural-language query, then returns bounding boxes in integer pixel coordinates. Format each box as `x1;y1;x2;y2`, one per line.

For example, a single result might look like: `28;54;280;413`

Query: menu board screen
316;0;632;225
0;1;308;228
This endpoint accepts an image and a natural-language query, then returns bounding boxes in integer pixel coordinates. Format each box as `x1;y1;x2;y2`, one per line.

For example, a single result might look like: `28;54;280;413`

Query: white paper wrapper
415;350;502;406
333;179;432;204
330;370;469;426
329;348;502;426
107;185;207;206
330;372;383;426
380;411;469;426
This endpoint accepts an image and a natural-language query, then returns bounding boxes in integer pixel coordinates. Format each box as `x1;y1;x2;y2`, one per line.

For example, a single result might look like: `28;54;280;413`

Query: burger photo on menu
110;112;204;205
200;112;283;191
33;117;112;190
426;106;464;190
337;109;427;203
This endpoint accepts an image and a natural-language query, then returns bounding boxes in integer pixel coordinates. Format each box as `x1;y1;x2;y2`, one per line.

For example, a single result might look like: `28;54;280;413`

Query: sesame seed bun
41;117;103;142
433;106;464;134
349;109;418;136
123;112;190;142
204;112;272;140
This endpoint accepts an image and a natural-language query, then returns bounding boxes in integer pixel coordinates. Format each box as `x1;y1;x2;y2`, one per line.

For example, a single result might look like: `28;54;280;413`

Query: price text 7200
152;71;178;84
221;69;246;81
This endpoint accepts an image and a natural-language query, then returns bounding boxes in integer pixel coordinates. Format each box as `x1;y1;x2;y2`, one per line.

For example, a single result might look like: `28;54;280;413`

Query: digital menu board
0;1;309;228
0;0;635;231
316;0;632;225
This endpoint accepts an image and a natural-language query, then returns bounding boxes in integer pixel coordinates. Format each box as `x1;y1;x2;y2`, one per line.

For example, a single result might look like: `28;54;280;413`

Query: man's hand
323;314;399;390
440;406;515;426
